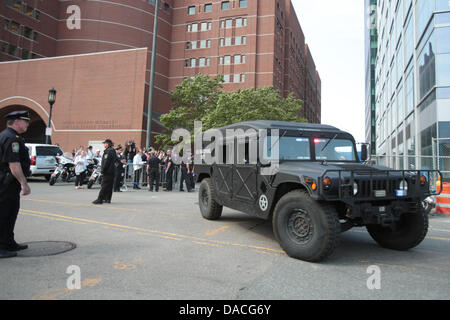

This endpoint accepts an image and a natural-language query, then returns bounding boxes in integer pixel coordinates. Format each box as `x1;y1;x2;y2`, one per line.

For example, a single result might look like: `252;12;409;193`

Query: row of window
6;0;41;21
188;0;247;15
1;41;38;59
185;36;247;49
220;36;247;46
184;54;246;67
4;19;39;42
186;17;248;33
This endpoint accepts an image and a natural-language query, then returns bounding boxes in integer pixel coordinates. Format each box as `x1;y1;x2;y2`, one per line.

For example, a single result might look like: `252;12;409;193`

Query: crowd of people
69;141;195;194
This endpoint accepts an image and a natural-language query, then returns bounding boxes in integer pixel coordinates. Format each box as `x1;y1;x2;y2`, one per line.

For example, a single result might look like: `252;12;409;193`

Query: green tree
155;74;305;149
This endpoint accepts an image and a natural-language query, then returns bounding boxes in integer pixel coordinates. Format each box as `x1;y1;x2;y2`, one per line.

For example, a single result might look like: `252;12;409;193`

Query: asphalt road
1;178;449;300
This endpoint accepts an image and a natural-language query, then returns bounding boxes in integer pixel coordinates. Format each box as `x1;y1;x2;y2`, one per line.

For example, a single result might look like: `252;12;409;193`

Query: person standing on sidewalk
147;151;161;192
0;111;31;258
93;139;118;204
74;150;87;189
133;149;144;189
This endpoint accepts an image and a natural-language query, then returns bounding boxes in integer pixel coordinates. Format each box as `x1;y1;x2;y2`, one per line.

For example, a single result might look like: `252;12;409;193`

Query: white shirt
74;155;87;174
133;154;144;171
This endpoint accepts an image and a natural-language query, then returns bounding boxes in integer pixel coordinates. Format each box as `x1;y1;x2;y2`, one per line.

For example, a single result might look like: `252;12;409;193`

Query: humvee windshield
314;138;357;162
264;134;357;162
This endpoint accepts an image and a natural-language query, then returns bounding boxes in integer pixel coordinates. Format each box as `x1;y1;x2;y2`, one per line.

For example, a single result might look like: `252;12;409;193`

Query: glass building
371;0;450;176
365;0;378;156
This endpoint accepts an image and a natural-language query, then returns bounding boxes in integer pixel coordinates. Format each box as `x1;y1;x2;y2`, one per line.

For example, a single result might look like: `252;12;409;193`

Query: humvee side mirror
360;144;368;162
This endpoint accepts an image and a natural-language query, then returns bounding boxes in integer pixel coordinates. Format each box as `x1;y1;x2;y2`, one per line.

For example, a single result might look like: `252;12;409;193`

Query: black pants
180;167;192;191
0;184;20;249
114;168;124;192
75;171;85;187
133;169;142;188
165;169;173;191
97;174;114;202
148;168;159;191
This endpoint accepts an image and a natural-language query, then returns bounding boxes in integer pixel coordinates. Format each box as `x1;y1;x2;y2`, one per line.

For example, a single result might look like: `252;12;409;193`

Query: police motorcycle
87;159;102;189
49;153;76;185
422;195;437;215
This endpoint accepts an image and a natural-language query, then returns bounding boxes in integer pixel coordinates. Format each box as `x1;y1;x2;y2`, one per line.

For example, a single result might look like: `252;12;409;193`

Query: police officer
113;145;125;192
0;111;31;258
93;139;118;204
164;149;174;191
147;151;160;192
179;153;193;192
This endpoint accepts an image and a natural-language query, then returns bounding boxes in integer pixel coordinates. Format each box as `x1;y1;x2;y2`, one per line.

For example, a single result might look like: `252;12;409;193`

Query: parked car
26;144;64;180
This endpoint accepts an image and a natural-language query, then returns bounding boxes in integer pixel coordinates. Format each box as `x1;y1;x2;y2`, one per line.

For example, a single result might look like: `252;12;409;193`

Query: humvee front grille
319;169;442;203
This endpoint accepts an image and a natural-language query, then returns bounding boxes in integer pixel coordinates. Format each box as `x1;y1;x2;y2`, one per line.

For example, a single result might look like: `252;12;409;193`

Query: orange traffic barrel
436;182;450;215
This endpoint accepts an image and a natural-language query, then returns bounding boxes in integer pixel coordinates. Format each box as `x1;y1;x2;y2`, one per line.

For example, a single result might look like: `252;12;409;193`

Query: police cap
4;111;31;121
103;139;114;146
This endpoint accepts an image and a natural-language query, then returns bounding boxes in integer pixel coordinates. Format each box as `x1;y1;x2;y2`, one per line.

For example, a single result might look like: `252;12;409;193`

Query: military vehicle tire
366;207;428;251
199;178;223;220
272;190;340;262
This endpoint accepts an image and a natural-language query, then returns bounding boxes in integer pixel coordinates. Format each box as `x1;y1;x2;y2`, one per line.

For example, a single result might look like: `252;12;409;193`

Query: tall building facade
365;0;378;156
371;0;450;175
0;0;321;149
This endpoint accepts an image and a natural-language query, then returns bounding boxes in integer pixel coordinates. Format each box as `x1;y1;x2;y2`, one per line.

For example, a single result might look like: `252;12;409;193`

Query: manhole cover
16;241;76;257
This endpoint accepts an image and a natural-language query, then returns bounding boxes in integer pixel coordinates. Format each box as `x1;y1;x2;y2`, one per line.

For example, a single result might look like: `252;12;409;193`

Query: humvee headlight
399;180;408;191
353;182;358;195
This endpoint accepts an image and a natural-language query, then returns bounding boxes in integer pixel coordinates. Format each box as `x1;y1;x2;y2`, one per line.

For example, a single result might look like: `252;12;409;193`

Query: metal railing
119;163;195;192
369;154;450;182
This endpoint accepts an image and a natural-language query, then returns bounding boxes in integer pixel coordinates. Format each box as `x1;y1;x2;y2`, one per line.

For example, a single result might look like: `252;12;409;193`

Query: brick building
0;0;321;150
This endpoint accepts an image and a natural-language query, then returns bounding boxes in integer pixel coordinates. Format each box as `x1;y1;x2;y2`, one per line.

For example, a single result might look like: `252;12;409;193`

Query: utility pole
146;0;159;149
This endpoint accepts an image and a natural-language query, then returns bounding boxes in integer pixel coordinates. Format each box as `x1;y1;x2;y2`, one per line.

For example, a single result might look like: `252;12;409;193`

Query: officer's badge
12;142;20;153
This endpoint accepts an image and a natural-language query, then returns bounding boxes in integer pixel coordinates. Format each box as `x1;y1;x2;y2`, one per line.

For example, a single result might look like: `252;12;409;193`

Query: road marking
192;241;223;248
205;226;231;236
19;209;285;255
350;228;450;242
22;198;191;217
31;277;102;300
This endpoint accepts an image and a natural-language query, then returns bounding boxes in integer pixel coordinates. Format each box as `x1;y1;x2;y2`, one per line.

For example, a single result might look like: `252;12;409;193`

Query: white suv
26;144;64;180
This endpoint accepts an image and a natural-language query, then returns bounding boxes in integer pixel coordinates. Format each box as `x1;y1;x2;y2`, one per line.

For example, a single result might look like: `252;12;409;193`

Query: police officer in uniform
0;111;31;258
147;151;160;192
93;139;118;204
164;149;174;191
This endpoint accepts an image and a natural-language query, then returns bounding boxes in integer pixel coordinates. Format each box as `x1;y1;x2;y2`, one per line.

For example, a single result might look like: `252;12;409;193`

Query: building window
221;1;230;10
149;0;155;5
239;0;247;8
204;3;212;13
24;26;33;39
225;19;232;29
236;18;247;27
33;31;39;42
191;23;198;32
163;3;170;12
188;6;196;15
1;41;7;53
224;55;231;65
10;21;20;34
190;58;196;68
233;74;240;83
34;10;40;21
223;74;230;83
235;36;246;45
8;44;17;56
21;48;29;59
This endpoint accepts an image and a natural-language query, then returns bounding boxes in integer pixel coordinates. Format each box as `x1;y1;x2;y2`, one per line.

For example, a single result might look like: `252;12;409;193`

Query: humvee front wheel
199;178;223;220
273;190;340;262
366;207;428;251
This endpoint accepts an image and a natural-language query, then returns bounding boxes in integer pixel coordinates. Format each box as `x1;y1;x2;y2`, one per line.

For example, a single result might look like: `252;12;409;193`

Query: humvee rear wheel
366;207;428;251
199;178;223;220
273;190;340;262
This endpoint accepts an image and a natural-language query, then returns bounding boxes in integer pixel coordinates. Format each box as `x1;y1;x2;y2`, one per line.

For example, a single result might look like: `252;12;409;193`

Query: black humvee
195;121;442;262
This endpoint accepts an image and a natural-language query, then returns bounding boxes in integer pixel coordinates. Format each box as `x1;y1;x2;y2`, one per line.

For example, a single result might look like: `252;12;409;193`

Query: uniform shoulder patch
12;142;20;153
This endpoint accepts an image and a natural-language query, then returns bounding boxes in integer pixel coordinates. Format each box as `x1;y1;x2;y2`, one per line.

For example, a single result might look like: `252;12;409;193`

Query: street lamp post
146;0;159;149
46;88;56;145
